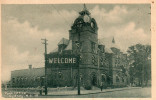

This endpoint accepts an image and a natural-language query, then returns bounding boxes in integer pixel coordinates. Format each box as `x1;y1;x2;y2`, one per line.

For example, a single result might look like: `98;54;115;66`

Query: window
92;55;96;65
116;76;120;82
122;77;124;82
101;74;106;82
98;45;104;53
58;72;63;79
37;77;40;81
80;42;82;52
24;77;27;82
100;57;103;66
16;78;19;83
20;78;23;83
12;78;15;84
91;42;96;53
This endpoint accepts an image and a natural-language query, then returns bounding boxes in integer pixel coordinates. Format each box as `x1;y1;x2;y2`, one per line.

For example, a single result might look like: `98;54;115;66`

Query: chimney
29;65;32;69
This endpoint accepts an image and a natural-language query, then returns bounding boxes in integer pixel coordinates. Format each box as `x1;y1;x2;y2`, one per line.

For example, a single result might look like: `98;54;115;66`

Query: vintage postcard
0;0;155;99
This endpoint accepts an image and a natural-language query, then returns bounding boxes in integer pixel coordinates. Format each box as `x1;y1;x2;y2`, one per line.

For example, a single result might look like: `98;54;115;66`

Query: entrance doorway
91;72;97;86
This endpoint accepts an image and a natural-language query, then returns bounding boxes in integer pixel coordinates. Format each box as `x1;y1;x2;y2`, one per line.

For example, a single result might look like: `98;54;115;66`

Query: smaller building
11;65;45;88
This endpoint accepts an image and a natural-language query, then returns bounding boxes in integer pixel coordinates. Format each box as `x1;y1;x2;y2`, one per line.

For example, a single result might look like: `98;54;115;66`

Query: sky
1;4;151;81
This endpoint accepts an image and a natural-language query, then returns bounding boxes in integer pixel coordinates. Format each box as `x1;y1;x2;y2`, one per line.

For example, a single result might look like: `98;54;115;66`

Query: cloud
2;18;69;81
116;22;151;52
90;5;150;52
91;5;129;25
99;22;151;52
2;45;29;81
2;45;29;65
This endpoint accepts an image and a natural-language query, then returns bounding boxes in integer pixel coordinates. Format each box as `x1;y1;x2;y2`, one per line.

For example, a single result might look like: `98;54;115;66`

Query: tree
127;44;151;87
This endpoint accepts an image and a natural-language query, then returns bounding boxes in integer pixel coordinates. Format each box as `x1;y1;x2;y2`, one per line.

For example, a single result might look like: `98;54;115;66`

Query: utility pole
97;45;100;86
77;31;81;95
41;38;48;95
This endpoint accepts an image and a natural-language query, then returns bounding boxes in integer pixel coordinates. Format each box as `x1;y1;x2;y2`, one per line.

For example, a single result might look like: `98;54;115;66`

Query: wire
51;5;71;26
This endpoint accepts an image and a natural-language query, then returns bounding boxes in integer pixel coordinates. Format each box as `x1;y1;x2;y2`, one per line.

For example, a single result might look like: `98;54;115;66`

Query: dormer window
58;38;69;53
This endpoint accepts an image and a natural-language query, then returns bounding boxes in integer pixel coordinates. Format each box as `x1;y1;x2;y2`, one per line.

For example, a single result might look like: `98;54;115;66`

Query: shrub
84;85;92;90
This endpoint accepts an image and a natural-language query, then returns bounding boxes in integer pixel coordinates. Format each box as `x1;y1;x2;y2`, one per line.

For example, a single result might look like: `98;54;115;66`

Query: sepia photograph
1;3;151;98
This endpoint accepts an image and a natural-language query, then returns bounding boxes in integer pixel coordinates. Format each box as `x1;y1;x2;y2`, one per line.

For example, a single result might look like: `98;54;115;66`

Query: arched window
116;76;120;82
101;74;106;82
122;77;124;82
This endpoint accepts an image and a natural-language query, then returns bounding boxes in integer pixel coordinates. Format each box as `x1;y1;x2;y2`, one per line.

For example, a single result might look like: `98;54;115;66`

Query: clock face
83;15;90;23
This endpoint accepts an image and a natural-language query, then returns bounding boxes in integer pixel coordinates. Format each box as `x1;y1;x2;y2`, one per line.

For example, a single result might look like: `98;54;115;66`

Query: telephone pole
76;28;81;95
41;38;48;95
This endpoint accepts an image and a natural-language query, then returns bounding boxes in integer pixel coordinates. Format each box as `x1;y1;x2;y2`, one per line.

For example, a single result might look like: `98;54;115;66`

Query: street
2;87;151;98
40;87;151;98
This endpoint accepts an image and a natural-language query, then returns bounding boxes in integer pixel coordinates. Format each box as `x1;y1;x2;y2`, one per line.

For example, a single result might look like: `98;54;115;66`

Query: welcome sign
48;58;76;64
47;53;78;67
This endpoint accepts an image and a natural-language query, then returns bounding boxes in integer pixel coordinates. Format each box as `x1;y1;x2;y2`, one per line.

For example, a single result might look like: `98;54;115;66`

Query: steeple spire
79;4;90;15
83;4;87;11
112;37;115;44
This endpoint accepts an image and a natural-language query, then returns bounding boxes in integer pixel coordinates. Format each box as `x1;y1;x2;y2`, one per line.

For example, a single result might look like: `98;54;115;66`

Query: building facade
11;5;129;89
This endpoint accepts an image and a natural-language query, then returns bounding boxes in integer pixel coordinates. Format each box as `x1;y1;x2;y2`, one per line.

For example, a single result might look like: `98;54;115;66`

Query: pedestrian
100;82;103;91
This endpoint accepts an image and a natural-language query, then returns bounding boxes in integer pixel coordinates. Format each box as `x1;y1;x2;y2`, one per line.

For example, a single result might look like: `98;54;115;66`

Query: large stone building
11;5;129;89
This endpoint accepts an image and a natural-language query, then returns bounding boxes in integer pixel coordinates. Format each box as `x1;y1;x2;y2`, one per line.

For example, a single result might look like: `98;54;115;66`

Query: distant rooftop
98;37;119;53
11;67;45;78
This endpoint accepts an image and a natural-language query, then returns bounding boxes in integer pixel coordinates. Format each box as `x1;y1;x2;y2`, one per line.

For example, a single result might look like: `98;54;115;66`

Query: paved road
2;87;151;98
40;87;151;98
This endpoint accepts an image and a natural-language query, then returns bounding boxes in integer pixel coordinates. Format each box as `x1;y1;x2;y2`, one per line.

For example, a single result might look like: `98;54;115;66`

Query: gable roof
58;38;69;45
99;38;118;49
98;37;119;53
50;38;72;53
65;40;72;50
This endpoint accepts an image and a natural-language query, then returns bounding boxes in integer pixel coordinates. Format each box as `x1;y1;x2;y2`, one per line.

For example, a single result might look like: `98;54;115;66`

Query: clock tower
69;4;99;88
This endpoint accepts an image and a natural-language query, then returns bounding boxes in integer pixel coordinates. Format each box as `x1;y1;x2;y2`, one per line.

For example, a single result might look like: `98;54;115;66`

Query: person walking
100;82;103;91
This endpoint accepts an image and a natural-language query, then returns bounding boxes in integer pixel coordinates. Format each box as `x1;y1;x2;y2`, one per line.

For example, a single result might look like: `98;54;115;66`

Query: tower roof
79;4;91;15
83;4;87;11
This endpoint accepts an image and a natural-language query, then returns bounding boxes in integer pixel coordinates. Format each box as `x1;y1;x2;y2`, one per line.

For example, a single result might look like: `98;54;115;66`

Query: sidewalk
45;87;141;96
